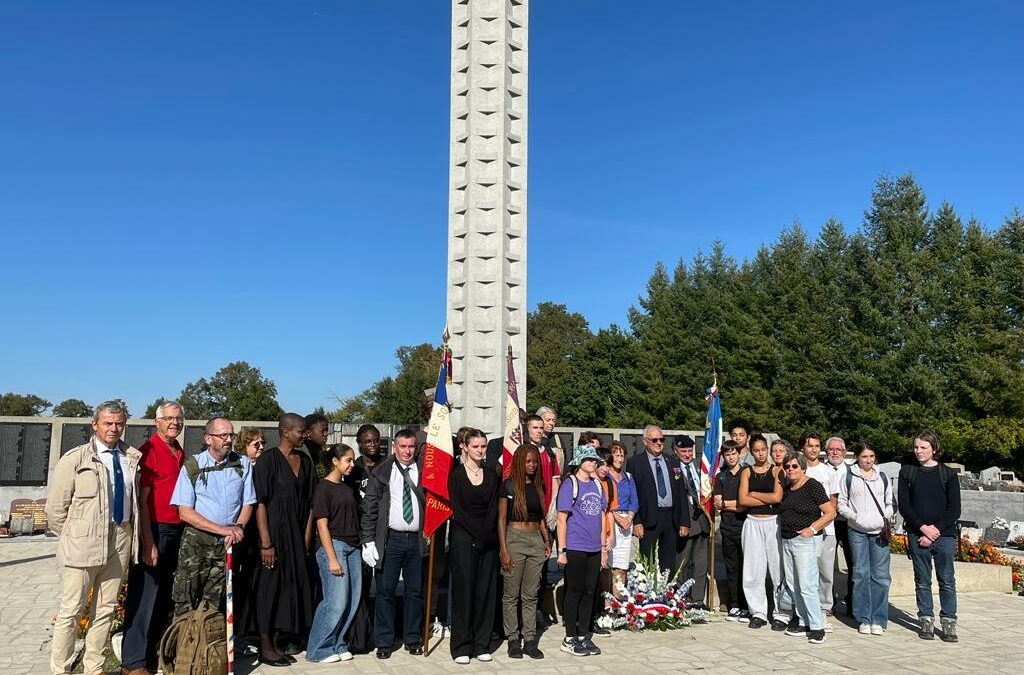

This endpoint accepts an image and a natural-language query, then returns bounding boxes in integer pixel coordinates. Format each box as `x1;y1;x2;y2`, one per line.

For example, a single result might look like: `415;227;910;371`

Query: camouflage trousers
171;526;226;616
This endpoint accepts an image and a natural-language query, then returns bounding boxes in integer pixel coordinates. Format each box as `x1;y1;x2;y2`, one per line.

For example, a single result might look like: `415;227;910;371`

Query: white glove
362;542;379;567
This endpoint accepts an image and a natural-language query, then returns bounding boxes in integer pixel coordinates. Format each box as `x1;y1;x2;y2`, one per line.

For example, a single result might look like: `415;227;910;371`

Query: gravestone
9;498;47;532
983;527;1010;547
1009;521;1024;543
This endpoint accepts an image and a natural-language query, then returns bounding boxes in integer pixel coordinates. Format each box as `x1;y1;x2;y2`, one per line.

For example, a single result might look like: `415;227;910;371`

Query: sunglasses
646;437;665;443
784;464;802;470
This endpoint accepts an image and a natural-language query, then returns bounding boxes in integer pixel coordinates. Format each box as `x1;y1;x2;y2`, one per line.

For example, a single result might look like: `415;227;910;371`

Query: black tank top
745;465;777;516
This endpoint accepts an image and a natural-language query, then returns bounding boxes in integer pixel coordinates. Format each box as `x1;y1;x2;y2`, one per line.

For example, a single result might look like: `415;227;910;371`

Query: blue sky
2;1;1021;416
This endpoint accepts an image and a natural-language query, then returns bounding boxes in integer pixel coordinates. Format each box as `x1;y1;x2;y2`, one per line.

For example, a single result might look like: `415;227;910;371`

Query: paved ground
3;537;1022;674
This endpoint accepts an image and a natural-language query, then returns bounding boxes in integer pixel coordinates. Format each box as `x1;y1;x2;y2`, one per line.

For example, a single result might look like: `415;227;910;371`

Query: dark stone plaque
9;498;47;532
983;527;1010;547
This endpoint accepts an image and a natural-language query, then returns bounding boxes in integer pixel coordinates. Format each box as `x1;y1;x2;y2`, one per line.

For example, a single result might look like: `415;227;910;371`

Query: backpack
158;601;227;675
185;452;243;488
567;474;606;507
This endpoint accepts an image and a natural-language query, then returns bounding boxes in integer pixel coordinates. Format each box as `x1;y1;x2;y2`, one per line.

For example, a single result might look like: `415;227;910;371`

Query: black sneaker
919;616;935;641
771;618;788;631
808;629;826;644
748;617;767;629
737;610;751;623
507;639;523;659
591;625;612;637
581;637;602;656
560;637;588;657
523;640;544;659
784;617;808;637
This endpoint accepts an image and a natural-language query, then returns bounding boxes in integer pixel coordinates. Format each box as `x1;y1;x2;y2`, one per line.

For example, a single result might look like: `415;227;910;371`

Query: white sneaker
859;623;871;634
312;653;342;663
337;651;354;661
454;655;471;665
871;624;885;635
823;618;834;633
477;653;493;662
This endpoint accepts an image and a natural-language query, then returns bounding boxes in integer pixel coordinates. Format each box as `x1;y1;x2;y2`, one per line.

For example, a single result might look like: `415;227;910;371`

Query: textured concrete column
446;0;528;437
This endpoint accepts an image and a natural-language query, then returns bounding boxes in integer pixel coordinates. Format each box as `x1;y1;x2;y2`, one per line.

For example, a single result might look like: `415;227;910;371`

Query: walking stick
226;544;234;675
421;533;435;655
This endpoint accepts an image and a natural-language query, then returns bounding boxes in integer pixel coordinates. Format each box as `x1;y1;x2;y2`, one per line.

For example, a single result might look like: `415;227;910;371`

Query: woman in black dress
253;414;315;666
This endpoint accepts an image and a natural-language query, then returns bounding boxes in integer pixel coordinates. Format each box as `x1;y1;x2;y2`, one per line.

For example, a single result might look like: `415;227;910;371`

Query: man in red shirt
120;401;186;674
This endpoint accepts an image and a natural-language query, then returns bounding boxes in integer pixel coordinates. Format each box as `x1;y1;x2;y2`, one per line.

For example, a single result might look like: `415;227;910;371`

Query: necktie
398;465;414;524
654;457;667;499
111;447;125;524
687;464;699;504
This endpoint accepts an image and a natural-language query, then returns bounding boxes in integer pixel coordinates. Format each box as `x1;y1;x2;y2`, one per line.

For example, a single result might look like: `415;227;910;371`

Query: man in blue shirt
170;416;256;615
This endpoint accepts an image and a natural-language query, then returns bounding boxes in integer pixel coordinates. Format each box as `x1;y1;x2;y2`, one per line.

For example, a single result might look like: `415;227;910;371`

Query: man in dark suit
627;425;690;575
360;429;429;659
673;435;711;609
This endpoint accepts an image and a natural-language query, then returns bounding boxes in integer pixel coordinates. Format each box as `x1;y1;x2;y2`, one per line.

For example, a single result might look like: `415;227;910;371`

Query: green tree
525;302;594;424
179;362;283;421
53;398;93;418
0;392;51;416
144;397;170;419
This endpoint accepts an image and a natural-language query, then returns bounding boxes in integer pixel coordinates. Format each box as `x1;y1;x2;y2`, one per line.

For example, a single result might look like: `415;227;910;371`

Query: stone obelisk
446;0;528;438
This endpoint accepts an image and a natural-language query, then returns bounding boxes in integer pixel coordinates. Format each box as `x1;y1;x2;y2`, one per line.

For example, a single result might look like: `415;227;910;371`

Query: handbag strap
859;473;887;519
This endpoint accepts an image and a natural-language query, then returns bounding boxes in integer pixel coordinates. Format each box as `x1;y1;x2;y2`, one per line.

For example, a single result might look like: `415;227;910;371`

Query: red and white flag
501;346;523;480
421;356;453;537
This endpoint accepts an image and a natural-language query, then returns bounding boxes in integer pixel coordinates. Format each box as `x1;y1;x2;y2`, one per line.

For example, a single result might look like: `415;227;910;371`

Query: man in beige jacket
46;400;141;675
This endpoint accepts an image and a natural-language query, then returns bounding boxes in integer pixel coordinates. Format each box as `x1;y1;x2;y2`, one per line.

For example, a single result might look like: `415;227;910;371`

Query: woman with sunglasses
777;452;836;645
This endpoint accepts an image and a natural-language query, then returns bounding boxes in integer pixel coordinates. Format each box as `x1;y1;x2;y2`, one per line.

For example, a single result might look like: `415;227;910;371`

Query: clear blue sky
2;1;1021;416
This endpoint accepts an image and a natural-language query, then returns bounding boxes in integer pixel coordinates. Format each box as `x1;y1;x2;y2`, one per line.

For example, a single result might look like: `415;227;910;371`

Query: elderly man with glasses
170;416;255;616
626;425;690;575
121;401;187;674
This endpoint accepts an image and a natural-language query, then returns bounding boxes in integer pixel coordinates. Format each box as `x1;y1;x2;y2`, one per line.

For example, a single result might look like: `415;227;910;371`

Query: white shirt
805;461;840;535
825;460;850;522
387;461;421;532
94;439;133;524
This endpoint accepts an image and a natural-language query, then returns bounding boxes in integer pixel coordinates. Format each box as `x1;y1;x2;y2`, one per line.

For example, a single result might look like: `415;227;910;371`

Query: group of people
45;401;962;674
712;421;961;645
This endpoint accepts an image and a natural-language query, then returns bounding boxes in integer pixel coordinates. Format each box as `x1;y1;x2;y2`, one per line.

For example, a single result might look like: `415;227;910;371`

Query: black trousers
676;532;710;602
448;528;498;658
834;519;854;609
563;550;600;638
639;507;678;575
720;527;747;610
374;531;423;648
121;522;182;670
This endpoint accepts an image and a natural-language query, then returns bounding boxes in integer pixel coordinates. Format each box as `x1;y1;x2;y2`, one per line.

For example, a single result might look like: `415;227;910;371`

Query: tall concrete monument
446;0;528;437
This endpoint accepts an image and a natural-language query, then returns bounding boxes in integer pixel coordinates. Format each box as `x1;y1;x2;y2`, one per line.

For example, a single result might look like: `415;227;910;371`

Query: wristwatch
559;547;568;554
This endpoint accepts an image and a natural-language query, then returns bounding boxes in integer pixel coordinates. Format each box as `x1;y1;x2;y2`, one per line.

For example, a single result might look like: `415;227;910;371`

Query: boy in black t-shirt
714;442;750;623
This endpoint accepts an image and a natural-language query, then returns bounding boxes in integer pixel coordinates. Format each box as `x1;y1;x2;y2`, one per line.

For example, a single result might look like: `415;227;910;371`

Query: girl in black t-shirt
496;444;549;660
305;445;361;663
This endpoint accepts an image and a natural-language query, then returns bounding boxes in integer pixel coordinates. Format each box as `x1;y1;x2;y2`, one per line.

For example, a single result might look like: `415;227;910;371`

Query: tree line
5;175;1021;471
334;175;1024;472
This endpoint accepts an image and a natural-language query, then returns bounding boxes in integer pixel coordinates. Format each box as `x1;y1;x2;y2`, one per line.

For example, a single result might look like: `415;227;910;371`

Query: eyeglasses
784;464;802;470
207;432;236;440
646;437;665;444
158;416;184;423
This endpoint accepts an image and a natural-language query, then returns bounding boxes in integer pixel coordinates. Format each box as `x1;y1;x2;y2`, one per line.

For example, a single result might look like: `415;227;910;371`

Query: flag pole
225;544;234;675
422;533;436;655
706;366;719;612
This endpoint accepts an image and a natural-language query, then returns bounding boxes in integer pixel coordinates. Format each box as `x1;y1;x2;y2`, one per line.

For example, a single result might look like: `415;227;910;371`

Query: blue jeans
908;534;957;620
848;529;891;627
306;540;362;661
782;535;824;630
